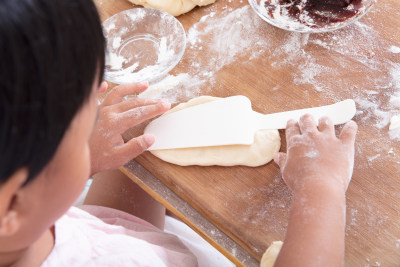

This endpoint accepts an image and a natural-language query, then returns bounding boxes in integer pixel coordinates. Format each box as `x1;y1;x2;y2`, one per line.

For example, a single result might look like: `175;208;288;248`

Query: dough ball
128;0;216;16
260;241;283;267
150;96;281;167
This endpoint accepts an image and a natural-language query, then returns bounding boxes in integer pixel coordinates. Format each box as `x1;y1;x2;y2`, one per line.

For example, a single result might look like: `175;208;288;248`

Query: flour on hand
128;0;216;16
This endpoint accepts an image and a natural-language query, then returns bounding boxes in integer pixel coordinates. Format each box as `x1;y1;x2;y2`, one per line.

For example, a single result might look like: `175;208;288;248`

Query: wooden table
95;0;400;266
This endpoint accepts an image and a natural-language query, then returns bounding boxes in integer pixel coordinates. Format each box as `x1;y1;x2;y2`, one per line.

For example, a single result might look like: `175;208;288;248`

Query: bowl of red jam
249;0;376;33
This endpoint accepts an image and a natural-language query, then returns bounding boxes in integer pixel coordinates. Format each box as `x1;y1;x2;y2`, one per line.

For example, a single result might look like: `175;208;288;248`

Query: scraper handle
256;99;357;130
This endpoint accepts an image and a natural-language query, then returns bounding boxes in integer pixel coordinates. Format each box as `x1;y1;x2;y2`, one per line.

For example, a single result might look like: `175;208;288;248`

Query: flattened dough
260;241;283;267
128;0;216;16
150;96;281;167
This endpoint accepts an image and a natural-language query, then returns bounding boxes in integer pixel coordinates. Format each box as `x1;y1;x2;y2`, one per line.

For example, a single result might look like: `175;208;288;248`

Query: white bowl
248;0;376;33
103;8;186;84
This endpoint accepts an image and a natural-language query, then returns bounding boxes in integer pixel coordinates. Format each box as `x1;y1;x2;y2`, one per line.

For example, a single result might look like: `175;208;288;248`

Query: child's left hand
89;82;170;175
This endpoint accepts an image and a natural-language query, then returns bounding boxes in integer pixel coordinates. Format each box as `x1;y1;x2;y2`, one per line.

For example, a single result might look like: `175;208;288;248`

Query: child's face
4;80;101;250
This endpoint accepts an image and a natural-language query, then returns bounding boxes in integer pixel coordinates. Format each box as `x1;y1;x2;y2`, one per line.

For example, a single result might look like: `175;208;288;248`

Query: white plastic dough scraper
145;95;356;150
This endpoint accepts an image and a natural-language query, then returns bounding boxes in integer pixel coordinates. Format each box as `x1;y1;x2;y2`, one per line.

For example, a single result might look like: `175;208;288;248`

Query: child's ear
0;168;27;236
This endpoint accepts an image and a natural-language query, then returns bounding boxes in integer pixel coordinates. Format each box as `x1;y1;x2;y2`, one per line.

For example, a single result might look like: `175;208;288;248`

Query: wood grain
95;0;400;265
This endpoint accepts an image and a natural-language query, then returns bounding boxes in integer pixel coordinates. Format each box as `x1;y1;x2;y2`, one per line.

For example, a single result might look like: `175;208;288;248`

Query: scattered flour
187;6;269;72
389;115;400;140
105;53;127;70
390;63;400;91
389;46;400;54
138;73;202;103
147;5;272;103
389;115;400;130
355;97;392;129
367;154;380;162
390;129;400;141
112;36;122;49
145;4;400;146
304;150;319;158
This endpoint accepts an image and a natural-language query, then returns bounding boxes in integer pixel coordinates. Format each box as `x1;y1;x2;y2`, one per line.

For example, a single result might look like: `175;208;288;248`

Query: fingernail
143;134;155;146
98;81;108;93
101;81;108;88
139;81;149;87
348;120;357;127
319;117;327;123
273;153;279;164
286;119;296;127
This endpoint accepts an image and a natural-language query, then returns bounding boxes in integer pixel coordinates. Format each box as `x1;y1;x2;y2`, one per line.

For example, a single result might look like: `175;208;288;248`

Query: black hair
0;0;105;184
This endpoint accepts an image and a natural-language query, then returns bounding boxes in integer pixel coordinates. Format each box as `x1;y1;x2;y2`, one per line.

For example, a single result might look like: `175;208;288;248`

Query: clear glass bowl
248;0;376;33
103;8;186;84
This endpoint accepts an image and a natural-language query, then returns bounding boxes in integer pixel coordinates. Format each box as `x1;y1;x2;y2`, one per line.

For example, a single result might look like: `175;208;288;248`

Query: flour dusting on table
152;4;399;144
146;4;400;169
141;5;271;103
389;46;400;54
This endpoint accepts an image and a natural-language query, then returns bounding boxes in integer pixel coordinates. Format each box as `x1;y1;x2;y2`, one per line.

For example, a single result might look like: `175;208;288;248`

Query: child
0;0;198;266
0;1;357;267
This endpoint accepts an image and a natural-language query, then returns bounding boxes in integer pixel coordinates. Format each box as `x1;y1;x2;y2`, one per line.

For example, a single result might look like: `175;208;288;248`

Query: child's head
0;0;105;253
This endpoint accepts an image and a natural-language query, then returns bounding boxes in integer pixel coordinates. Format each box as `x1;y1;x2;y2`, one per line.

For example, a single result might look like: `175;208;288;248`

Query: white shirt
41;206;197;267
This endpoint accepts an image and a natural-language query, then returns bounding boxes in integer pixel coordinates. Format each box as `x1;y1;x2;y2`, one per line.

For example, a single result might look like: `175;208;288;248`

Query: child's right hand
273;114;357;267
89;82;171;176
274;114;358;193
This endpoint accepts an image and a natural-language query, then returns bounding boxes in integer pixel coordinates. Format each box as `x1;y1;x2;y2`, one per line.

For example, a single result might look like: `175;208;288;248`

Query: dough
128;0;216;16
150;96;281;167
260;241;283;267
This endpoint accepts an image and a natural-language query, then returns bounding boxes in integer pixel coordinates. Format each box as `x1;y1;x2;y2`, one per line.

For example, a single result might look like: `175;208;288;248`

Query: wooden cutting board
95;0;400;265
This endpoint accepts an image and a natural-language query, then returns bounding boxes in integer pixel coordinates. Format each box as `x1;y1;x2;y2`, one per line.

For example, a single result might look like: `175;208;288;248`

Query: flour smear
142;4;270;102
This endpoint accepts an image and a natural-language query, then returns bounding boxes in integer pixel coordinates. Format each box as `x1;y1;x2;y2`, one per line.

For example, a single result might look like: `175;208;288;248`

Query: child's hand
273;114;357;267
89;82;170;175
274;114;358;193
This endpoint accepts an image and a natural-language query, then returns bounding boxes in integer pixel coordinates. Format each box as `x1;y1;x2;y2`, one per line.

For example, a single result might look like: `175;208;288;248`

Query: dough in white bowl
128;0;216;16
149;96;281;167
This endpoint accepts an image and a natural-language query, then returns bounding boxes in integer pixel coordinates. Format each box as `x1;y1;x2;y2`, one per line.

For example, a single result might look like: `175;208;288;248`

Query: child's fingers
299;114;317;134
115;101;171;133
115;134;155;162
274;152;287;169
339;120;358;144
318;116;334;133
274;152;286;169
286;119;301;141
114;98;162;113
102;82;149;106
